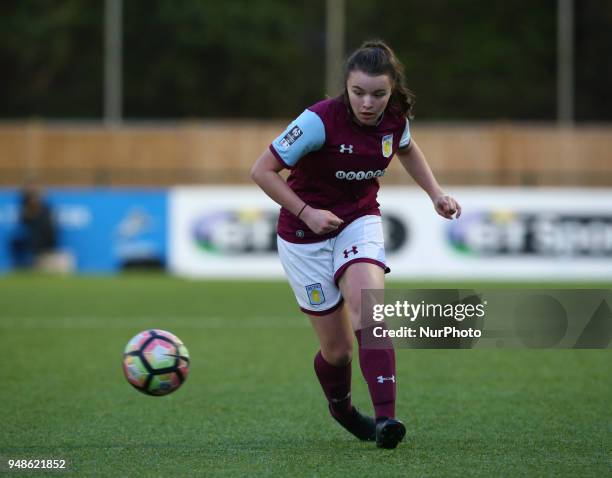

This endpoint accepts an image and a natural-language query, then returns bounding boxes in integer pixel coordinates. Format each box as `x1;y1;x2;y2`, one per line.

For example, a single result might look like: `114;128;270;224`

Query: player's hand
433;194;461;220
301;207;344;235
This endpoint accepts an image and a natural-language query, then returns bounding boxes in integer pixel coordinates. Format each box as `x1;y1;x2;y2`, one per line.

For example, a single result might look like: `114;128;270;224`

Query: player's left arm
396;140;462;220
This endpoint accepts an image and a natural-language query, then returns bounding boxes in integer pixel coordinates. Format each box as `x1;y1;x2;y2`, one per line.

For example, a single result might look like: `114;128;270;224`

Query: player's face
346;70;392;126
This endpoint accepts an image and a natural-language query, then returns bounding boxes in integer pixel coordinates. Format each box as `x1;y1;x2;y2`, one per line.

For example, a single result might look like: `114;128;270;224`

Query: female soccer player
251;40;461;449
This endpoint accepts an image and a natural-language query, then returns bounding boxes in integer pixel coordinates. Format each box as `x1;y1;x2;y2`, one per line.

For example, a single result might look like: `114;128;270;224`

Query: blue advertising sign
0;189;167;273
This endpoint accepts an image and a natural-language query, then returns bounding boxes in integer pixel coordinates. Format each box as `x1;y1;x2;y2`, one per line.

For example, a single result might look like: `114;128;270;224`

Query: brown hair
343;40;415;118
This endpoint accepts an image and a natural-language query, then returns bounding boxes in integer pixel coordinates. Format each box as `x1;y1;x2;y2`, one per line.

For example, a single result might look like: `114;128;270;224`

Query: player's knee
323;343;353;366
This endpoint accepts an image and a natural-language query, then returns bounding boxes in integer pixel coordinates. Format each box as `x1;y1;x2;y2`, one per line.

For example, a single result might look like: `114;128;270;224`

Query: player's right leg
308;307;376;441
277;235;375;441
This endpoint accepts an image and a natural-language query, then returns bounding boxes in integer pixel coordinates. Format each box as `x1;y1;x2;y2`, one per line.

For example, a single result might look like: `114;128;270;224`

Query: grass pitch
0;275;609;477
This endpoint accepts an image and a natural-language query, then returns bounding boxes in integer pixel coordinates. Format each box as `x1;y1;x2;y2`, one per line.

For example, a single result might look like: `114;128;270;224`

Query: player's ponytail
343;39;415;118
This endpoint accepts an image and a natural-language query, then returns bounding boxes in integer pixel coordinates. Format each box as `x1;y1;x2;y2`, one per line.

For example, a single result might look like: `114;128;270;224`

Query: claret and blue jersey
269;96;411;243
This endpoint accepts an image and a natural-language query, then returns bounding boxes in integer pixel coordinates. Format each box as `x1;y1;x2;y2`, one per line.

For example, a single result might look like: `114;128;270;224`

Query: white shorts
277;215;388;316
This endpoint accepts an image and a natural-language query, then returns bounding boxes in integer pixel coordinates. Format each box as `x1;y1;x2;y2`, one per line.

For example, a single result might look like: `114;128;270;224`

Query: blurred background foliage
0;0;610;120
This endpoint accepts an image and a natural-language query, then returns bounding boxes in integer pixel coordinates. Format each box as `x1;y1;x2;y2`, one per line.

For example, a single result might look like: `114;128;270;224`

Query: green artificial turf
0;275;609;477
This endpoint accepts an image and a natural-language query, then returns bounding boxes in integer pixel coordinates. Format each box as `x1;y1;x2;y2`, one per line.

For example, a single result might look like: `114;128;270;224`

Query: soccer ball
123;329;190;396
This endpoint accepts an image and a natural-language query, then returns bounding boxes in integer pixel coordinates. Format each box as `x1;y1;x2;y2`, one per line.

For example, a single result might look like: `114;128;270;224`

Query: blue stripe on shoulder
271;109;325;167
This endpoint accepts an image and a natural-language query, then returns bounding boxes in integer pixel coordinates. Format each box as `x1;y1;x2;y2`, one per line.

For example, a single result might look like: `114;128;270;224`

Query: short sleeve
398;118;411;149
269;109;326;168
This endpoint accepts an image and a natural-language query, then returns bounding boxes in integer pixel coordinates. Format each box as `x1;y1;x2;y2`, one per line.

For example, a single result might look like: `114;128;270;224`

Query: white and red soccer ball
123;329;190;396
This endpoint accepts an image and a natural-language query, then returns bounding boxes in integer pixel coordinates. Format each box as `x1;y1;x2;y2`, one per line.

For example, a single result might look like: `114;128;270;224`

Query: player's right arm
251;149;343;235
251;108;343;235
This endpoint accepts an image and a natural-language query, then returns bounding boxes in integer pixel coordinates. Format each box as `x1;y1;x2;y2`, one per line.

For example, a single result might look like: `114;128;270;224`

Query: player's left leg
338;263;396;418
338;262;405;448
333;215;406;448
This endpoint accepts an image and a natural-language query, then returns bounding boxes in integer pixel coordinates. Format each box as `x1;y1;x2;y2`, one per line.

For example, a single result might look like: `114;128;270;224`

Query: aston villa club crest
305;283;325;306
382;134;393;158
